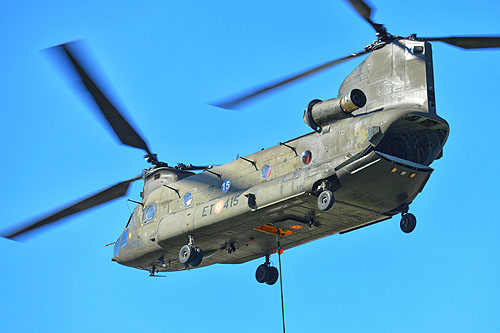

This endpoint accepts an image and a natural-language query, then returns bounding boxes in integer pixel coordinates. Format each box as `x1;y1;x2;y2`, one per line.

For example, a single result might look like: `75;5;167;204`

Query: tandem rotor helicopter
3;0;500;286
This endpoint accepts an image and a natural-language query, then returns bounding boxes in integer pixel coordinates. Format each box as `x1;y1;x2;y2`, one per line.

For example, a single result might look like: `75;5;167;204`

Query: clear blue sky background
1;1;499;332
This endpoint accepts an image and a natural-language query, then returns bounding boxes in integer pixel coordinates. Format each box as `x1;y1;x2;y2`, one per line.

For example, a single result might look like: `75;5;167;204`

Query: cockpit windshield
113;235;120;257
114;213;135;258
120;229;129;247
125;212;134;228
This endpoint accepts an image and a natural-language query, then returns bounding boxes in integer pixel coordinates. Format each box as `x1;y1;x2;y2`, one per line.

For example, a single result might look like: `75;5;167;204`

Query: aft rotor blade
417;36;500;49
2;176;142;240
213;49;369;109
345;0;373;27
345;0;386;36
53;42;154;157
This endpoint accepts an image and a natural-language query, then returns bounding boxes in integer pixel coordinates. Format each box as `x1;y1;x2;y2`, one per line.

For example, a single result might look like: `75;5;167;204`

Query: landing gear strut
400;209;417;234
255;255;279;285
179;235;204;267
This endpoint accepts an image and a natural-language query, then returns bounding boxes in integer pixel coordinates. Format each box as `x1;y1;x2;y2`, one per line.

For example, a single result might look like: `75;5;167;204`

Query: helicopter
3;0;500;287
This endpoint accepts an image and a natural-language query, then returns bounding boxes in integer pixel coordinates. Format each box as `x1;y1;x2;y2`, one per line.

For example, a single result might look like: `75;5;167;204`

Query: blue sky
1;0;499;332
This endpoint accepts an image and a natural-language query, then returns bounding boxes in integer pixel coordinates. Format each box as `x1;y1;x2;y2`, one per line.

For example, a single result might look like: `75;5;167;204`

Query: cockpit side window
120;229;129;248
142;203;157;224
113;235;121;257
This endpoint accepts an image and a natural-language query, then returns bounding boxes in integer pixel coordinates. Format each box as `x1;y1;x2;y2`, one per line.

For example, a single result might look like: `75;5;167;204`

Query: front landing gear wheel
179;245;204;266
179;245;195;265
265;266;279;285
318;190;335;211
400;213;417;233
190;247;203;267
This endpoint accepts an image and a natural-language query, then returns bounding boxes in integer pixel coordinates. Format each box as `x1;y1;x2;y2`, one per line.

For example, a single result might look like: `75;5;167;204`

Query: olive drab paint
114;40;449;272
9;0;497;280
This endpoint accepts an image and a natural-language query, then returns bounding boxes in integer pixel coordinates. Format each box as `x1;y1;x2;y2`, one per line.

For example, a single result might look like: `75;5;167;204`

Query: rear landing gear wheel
400;213;417;233
256;264;270;283
255;262;279;285
318;190;335;211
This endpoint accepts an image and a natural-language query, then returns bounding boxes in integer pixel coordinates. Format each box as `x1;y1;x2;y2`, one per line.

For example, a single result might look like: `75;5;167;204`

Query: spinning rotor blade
345;0;500;49
213;49;369;109
52;42;158;163
345;0;387;36
416;36;500;49
2;176;142;240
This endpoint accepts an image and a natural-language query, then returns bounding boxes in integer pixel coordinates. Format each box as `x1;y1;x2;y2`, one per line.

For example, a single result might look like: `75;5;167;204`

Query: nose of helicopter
112;238;121;263
112;229;130;264
111;243;128;266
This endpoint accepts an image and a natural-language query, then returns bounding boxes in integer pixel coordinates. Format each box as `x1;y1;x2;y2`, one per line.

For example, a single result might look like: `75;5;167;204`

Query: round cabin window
143;203;157;222
183;192;193;206
261;164;271;179
301;150;312;165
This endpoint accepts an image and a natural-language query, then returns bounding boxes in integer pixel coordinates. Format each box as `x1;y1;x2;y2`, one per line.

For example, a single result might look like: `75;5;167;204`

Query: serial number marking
202;195;239;217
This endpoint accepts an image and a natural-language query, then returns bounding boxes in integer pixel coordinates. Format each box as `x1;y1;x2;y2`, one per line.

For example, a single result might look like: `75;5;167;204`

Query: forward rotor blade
2;175;142;240
417;36;500;49
213;49;368;109
52;42;154;157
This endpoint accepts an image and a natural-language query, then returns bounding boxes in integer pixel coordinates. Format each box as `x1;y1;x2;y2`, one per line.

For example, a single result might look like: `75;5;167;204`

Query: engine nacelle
304;89;366;131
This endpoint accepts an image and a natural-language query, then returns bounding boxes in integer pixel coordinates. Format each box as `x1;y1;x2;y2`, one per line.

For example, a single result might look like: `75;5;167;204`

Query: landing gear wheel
400;213;417;233
179;245;195;265
318;190;335;211
265;266;279;285
190;247;204;267
255;264;270;283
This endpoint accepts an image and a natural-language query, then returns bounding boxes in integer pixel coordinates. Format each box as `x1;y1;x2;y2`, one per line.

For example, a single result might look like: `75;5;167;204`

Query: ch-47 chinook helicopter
3;0;500;286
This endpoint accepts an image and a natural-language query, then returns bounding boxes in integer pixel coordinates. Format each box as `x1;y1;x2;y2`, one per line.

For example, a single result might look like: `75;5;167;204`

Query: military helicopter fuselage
113;39;449;273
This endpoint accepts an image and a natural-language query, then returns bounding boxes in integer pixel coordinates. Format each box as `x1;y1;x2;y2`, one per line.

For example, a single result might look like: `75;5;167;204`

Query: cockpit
113;212;135;258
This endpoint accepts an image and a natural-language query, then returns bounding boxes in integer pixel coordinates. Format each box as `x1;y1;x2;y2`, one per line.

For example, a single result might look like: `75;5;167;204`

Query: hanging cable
276;230;286;333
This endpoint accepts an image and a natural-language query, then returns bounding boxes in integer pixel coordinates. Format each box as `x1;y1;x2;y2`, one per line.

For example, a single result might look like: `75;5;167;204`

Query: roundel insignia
221;178;231;193
214;199;224;214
